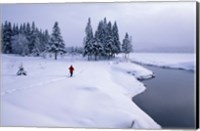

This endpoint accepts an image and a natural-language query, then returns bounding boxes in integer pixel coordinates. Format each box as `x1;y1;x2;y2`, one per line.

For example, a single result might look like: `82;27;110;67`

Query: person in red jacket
69;65;74;77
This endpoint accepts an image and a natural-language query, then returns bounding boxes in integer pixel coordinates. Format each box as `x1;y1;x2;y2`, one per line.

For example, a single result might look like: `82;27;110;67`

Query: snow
111;61;154;81
1;54;160;129
125;53;196;71
1;53;195;128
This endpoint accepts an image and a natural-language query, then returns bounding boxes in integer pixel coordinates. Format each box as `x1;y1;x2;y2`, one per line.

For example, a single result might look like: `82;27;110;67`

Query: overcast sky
1;2;196;52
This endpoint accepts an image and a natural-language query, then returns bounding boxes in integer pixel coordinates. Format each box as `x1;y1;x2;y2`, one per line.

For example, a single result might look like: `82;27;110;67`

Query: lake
132;65;196;129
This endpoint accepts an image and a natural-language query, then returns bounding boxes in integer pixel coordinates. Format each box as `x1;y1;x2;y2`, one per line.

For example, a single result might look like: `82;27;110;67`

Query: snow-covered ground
1;54;160;129
124;53;196;71
1;53;195;128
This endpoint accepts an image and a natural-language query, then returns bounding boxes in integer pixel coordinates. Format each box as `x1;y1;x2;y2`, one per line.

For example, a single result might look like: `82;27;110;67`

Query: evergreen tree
104;21;114;58
31;28;41;56
93;41;103;60
43;30;51;52
83;18;95;60
12;24;19;36
31;22;36;31
91;18;123;59
11;34;29;56
28;22;36;54
112;21;121;55
101;18;108;57
38;29;46;53
95;21;106;57
19;23;26;34
2;21;13;53
122;33;132;58
25;23;31;35
22;23;26;34
49;21;65;60
95;21;104;44
2;21;52;57
1;23;4;52
25;23;31;40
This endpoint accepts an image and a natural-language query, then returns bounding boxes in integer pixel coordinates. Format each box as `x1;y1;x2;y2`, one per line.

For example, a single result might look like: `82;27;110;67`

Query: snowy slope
124;53;196;71
1;54;160;129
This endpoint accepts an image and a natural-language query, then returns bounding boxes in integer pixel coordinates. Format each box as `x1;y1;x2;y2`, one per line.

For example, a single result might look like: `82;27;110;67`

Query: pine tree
43;30;51;52
19;23;26;35
93;41;103;60
25;23;31;35
104;21;114;58
29;26;39;55
122;33;133;58
25;23;31;41
112;21;121;55
1;23;4;52
49;21;65;60
83;18;95;60
38;29;46;53
2;21;13;53
95;21;106;57
31;28;41;56
27;22;35;54
12;24;19;36
83;17;125;60
11;34;29;56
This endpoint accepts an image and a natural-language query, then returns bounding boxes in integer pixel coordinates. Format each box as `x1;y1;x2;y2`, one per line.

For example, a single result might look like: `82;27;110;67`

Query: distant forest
1;17;133;60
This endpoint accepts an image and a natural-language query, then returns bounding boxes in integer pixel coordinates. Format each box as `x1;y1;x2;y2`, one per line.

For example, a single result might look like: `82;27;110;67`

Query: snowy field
1;54;160;129
1;53;195;128
126;53;196;71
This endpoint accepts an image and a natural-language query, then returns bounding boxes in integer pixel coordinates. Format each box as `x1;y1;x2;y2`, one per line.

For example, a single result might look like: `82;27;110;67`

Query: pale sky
0;2;196;52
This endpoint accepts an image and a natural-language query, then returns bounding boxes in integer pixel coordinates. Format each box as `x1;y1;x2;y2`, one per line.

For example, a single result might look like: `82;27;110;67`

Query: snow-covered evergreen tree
12;24;19;36
1;23;4;52
92;41;103;60
11;33;29;56
2;21;52;57
31;28;41;56
95;18;112;58
112;21;121;55
25;23;31;35
49;21;65;60
19;23;26;35
28;22;36;54
43;30;51;52
37;29;47;53
104;21;114;58
83;18;95;60
25;23;32;46
17;64;27;76
2;21;13;53
95;21;106;57
86;17;123;60
122;33;133;58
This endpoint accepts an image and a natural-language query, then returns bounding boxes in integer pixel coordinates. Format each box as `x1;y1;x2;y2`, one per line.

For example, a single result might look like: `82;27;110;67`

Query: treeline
1;18;133;60
83;17;133;60
65;46;83;55
1;21;65;60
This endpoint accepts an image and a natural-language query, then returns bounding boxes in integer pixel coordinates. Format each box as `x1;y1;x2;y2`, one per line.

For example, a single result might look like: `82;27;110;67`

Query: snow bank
125;53;196;71
110;61;154;81
1;55;160;129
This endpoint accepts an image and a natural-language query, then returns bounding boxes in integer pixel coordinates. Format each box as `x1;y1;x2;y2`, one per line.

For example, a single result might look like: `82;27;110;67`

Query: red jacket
69;66;74;73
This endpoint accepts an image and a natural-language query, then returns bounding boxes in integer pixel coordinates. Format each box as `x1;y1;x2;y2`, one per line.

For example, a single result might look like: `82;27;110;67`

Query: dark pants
70;71;73;77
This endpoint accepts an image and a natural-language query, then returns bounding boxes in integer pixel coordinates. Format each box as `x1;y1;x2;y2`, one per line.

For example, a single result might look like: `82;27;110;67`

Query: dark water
132;65;196;129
